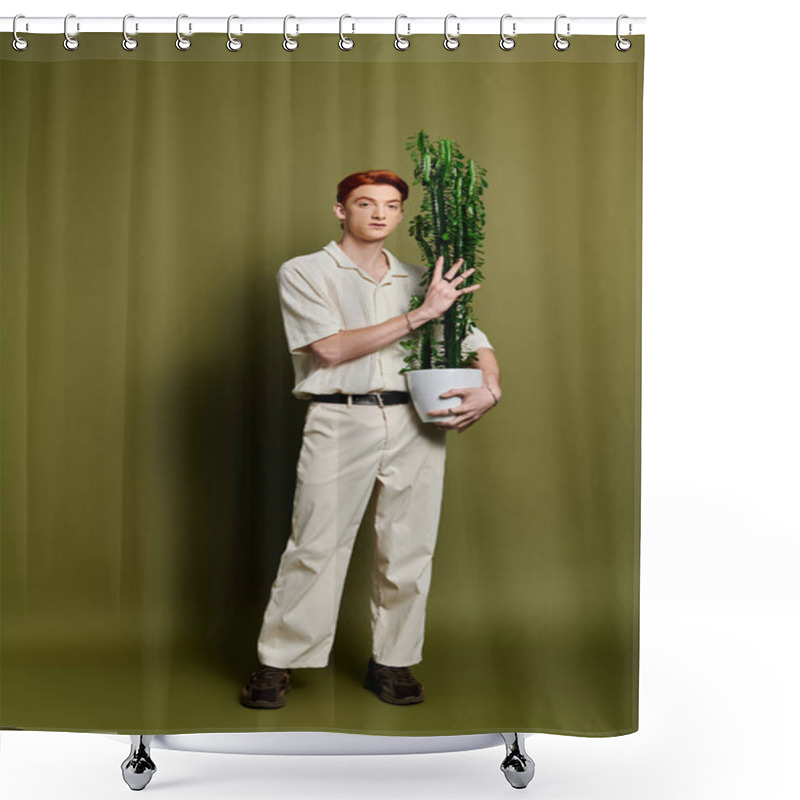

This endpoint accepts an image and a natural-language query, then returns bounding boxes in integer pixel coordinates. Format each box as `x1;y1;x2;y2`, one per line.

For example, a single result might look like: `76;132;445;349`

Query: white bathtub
103;731;536;790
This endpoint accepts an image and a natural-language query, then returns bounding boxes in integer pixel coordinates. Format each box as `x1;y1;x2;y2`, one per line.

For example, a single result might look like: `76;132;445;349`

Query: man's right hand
419;256;482;321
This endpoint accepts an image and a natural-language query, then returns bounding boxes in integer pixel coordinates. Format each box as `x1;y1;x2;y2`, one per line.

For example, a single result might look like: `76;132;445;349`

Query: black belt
311;391;410;406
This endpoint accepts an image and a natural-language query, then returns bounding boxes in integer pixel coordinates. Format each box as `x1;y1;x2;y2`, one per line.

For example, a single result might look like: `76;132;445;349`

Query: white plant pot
405;368;484;424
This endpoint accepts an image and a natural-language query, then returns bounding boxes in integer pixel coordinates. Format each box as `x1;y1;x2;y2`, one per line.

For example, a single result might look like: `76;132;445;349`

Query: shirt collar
323;240;410;281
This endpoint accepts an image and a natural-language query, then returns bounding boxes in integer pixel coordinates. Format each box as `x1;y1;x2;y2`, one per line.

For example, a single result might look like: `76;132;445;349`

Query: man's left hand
427;386;500;433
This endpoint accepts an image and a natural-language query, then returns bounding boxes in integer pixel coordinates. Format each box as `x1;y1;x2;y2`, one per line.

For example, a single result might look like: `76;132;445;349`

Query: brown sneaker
240;664;293;709
364;657;425;705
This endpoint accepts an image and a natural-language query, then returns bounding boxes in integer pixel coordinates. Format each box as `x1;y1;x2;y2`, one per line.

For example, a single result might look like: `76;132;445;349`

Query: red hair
336;170;409;206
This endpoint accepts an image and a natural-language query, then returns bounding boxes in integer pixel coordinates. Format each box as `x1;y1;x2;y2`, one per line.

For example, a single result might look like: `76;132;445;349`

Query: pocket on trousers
302;401;319;432
301;401;333;439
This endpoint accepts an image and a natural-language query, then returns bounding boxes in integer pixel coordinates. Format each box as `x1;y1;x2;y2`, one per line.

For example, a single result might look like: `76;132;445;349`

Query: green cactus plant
400;130;488;373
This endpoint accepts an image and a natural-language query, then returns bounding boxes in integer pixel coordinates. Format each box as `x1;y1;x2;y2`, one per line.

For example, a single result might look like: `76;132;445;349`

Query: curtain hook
394;14;411;50
443;13;460;51
122;14;138;51
63;13;79;51
499;14;516;50
176;13;191;50
12;14;29;51
227;15;243;51
553;14;570;51
339;14;355;50
615;15;632;51
283;15;299;51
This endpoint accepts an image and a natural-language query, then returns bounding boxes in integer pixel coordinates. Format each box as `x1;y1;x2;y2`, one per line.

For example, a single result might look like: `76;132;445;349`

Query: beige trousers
257;399;448;669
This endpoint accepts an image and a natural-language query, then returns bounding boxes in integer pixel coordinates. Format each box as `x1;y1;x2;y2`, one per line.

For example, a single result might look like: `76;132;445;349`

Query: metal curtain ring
176;13;191;50
553;14;570;51
615;14;632;51
339;14;355;50
283;15;299;51
122;14;138;51
227;15;243;51
443;14;460;51
12;14;29;51
394;14;411;50
63;13;79;51
499;13;516;50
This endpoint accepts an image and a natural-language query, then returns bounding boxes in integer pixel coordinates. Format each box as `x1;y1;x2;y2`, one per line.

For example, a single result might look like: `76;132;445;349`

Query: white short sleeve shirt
278;240;494;399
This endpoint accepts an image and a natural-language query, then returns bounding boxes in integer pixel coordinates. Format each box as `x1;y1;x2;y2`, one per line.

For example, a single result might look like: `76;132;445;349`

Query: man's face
335;184;404;241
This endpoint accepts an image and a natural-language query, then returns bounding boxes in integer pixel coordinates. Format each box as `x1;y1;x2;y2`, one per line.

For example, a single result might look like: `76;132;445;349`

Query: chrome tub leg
121;735;157;790
499;732;535;789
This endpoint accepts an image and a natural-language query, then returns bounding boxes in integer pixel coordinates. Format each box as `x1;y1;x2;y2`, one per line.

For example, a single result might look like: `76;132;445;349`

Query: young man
240;170;502;709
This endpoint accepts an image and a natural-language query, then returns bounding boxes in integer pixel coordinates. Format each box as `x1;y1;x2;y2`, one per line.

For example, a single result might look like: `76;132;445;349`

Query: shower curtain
0;30;644;737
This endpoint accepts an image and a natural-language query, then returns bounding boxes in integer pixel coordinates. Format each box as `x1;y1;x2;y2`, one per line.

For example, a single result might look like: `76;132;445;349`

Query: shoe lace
378;664;417;686
250;666;289;688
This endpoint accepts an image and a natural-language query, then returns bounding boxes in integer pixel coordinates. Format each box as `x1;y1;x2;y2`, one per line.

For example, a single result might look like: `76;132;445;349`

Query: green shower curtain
0;32;644;736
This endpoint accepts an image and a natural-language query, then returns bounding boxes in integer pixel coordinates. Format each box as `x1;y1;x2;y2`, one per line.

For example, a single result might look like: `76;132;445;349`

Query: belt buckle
375;392;384;408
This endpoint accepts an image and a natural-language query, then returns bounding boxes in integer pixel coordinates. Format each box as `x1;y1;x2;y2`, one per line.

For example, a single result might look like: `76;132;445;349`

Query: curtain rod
2;15;646;37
